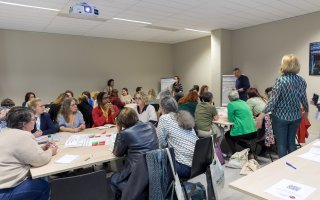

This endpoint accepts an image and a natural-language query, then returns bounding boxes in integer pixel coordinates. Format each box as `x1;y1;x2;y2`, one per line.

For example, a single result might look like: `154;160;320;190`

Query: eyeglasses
31;117;37;122
70;104;77;107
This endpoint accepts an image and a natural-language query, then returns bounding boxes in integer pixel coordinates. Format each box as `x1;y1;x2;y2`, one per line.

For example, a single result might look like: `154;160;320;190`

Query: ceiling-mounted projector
69;2;99;17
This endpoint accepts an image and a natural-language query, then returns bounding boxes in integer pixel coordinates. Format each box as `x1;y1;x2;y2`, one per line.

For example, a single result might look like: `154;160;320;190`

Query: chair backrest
51;170;108;200
150;103;160;112
190;137;213;179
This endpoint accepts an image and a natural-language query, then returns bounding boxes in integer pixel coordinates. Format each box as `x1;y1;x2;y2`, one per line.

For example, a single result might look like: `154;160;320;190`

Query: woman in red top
92;92;119;127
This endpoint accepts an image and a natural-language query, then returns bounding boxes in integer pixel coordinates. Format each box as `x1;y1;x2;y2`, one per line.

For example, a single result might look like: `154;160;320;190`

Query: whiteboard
160;77;176;92
222;75;237;106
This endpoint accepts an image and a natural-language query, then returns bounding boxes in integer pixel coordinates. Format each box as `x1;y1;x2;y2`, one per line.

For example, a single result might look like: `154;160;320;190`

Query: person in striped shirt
157;96;198;178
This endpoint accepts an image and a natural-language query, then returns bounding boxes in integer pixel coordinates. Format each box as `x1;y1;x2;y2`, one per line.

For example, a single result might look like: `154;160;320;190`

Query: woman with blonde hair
256;54;308;158
57;98;85;133
28;98;56;137
49;93;68;123
147;89;157;104
134;92;157;126
91;91;99;108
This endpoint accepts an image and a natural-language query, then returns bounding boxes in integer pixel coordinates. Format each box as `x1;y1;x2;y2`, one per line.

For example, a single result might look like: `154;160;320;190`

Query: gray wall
172;36;211;94
232;11;320;133
0;30;173;104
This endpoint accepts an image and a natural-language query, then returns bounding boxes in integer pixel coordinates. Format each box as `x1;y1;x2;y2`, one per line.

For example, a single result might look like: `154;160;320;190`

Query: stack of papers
95;124;116;129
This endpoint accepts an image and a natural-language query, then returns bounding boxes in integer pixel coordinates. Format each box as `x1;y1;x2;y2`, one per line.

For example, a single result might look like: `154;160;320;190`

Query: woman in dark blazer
111;108;158;199
77;95;93;128
28;98;56;136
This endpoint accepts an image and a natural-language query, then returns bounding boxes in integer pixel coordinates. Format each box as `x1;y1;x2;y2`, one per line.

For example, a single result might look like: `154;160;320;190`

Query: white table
30;128;118;179
229;140;320;200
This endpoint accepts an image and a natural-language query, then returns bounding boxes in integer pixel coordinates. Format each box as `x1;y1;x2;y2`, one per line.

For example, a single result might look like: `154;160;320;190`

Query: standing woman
57;98;86;133
256;54;309;158
92;92;119;127
0;107;57;200
105;79;114;96
22;92;36;107
28;98;56;137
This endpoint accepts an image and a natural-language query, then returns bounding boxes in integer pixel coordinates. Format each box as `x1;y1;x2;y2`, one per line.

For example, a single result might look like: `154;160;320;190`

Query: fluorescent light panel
113;17;151;25
184;28;210;33
0;1;60;11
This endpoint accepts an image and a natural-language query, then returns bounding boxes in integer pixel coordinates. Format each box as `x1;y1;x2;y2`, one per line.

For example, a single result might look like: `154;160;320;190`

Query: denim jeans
0;178;49;200
175;161;191;179
272;115;301;158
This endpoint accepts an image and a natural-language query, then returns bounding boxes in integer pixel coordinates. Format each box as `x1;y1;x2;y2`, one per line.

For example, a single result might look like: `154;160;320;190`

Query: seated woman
246;88;267;117
178;90;198;117
57;97;86;133
0;107;57;200
28;98;56;137
82;91;94;107
157;96;198;178
134;92;157;126
0;98;15;129
22;92;36;107
49;93;69;128
111;89;125;109
199;85;209;102
195;92;220;138
77;95;93;128
64;90;74;98
120;88;132;104
225;90;257;154
92;92;119;127
111;108;158;198
147;89;157;104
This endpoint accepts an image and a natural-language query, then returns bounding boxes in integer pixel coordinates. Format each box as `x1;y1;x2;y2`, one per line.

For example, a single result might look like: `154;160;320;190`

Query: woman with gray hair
225;90;256;154
0;107;57;200
157;96;198;178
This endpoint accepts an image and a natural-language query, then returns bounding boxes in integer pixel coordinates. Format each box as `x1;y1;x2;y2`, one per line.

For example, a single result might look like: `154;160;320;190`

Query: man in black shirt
233;68;250;101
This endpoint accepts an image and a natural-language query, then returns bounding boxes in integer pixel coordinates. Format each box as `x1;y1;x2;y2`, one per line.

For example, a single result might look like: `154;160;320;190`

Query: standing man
173;75;183;92
233;68;250;101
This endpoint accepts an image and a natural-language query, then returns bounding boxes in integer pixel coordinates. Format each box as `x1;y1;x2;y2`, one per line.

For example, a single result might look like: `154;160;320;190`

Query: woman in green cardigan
225;90;257;154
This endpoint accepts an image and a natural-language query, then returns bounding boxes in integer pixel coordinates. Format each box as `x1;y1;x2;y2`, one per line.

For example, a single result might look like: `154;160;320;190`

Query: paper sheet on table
312;140;320;147
55;154;79;164
299;147;320;162
95;124;116;130
265;179;316;200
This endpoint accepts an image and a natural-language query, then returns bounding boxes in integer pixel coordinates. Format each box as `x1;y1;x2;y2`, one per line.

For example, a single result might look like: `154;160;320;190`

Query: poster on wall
309;42;320;75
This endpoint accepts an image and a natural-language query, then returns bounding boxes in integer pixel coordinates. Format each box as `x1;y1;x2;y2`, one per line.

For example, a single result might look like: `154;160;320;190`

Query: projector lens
84;6;92;13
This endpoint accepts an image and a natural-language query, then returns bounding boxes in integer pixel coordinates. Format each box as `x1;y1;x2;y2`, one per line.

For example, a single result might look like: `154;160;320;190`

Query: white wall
172;36;211;94
0;29;173;104
232;11;320;133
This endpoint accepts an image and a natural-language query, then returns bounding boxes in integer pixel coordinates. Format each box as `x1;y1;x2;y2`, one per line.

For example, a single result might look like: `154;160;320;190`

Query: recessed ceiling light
113;17;151;25
184;28;210;33
0;1;60;11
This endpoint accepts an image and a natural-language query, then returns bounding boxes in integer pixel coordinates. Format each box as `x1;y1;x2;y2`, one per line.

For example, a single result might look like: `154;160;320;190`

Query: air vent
57;13;107;22
144;25;179;32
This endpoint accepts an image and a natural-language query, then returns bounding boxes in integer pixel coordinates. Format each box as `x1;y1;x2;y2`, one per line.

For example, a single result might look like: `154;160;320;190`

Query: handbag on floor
226;148;249;169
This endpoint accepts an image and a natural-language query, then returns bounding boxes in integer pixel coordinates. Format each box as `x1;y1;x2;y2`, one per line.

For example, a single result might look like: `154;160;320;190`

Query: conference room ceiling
0;0;319;44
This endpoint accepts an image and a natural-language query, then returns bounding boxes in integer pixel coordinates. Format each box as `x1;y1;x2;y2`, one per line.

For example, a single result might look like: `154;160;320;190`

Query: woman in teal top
225;90;256;154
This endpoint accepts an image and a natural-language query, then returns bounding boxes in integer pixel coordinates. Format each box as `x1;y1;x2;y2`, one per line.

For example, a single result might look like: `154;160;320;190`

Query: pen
286;162;297;170
84;157;91;161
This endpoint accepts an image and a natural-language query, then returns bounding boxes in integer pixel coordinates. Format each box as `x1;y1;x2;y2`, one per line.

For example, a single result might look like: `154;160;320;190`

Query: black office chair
51;170;110;200
189;137;213;179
